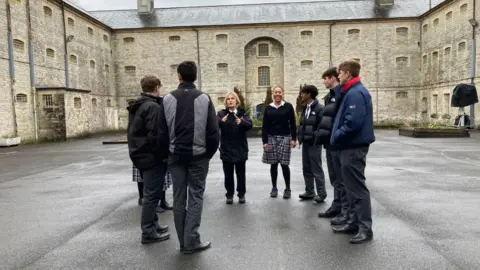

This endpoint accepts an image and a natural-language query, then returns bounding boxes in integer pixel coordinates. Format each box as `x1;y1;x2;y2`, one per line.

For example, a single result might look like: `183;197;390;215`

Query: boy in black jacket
127;75;170;244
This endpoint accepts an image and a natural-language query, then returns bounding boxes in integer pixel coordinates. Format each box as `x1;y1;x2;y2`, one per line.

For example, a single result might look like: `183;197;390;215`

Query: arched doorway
244;37;284;119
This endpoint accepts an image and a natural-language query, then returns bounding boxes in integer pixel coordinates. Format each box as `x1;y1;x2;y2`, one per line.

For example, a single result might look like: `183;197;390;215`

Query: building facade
0;0;477;142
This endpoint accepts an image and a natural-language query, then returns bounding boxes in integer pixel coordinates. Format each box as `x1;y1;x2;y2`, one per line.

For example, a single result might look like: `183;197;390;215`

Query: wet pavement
1;130;480;270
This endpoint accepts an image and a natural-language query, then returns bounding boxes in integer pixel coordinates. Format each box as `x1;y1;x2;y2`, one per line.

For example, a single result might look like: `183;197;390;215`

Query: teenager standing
261;87;297;199
217;91;253;204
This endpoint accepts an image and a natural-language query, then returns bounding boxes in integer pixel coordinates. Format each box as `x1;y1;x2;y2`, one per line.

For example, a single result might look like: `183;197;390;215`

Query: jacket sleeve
217;110;225;128
239;111;253;131
144;103;168;160
289;104;297;141
261;107;269;144
206;96;220;159
332;91;367;144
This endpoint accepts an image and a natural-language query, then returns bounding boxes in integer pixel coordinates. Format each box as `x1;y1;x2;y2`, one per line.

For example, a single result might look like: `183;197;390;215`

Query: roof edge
420;0;456;18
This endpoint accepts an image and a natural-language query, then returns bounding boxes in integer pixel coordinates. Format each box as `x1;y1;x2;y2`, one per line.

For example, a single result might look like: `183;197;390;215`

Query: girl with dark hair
261;86;297;199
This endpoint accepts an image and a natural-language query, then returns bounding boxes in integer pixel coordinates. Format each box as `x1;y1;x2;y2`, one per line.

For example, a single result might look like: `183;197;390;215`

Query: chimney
137;0;154;14
375;0;394;8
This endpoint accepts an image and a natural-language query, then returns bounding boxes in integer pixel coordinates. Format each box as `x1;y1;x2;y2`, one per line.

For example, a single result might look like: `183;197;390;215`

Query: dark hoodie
127;93;168;170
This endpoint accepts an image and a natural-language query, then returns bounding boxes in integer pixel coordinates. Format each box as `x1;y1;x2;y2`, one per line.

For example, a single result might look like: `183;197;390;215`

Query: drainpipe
61;0;70;88
375;20;379;123
6;1;18;138
329;23;335;67
470;0;476;126
26;0;38;142
193;28;202;89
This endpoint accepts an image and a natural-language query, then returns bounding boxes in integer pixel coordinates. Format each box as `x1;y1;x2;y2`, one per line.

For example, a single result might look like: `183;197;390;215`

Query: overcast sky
71;0;445;11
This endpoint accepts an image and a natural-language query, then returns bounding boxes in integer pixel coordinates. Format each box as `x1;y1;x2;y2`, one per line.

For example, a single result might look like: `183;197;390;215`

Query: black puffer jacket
127;93;168;170
298;99;324;145
314;85;342;148
217;107;253;163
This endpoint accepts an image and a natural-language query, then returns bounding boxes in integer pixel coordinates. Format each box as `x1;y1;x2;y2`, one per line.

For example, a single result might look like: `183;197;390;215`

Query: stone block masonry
0;0;479;143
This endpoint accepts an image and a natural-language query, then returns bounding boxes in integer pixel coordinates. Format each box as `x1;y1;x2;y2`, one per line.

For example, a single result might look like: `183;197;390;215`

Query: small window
433;18;439;26
396;27;409;37
432;51;439;60
216;34;228;42
125;66;136;74
88;27;93;36
16;93;27;103
92;98;97;107
67;17;75;26
423;24;428;33
103;34;109;42
301;60;313;67
74;97;82;108
46;48;55;58
123;37;135;43
217;63;228;72
444;47;451;56
422;55;428;65
90;60;96;69
446;11;452;20
460;4;468;13
396;56;408;66
396;91;408;98
13;39;24;52
106;99;111;106
169;36;181;42
258;66;270;86
69;54;77;64
458;42;466;52
347;29;360;35
105;64;110;72
43;94;53;108
43;6;52;17
300;30;313;38
258;43;269;57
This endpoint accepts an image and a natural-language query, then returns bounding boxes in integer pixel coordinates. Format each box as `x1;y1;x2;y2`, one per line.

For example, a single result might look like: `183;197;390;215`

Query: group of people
126;59;375;255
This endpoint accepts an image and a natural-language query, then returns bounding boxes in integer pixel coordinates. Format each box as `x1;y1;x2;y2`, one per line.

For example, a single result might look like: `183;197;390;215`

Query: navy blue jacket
314;85;342;148
330;80;375;150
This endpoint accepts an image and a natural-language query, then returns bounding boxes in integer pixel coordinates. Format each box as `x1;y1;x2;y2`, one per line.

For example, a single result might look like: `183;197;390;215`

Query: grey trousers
327;149;349;215
302;142;326;197
139;163;166;237
168;156;209;249
338;147;372;232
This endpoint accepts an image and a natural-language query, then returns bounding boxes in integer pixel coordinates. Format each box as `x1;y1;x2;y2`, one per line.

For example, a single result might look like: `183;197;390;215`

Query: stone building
0;0;477;143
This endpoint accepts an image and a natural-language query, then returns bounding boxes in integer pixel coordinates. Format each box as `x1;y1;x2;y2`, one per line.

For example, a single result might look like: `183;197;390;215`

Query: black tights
137;182;166;204
270;164;291;190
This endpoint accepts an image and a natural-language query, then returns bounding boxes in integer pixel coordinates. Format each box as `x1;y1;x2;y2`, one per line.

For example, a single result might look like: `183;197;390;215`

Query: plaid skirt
132;164;172;191
262;135;292;165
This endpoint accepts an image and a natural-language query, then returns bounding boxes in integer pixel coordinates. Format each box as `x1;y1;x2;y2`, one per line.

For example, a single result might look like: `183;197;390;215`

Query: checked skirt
262;135;292;165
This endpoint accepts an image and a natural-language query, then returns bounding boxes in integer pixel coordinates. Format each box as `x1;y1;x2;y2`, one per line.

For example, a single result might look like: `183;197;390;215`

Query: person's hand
290;140;296;148
222;115;228;122
235;115;241;125
263;144;269;152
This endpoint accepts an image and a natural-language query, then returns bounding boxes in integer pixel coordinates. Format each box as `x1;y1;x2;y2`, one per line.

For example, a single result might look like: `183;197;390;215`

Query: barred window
13;39;24;53
458;42;466;52
347;29;360;39
69;54;77;64
446;11;452;20
217;63;228;72
43;6;52;17
423;24;428;33
43;94;53;108
258;43;269;57
396;56;408;66
74;97;82;108
92;98;97;107
300;30;313;39
396;91;408;98
258;66;270;86
68;18;75;27
169;36;181;42
124;37;135;43
88;27;93;36
16;94;27;103
396;27;408;37
460;4;467;13
103;34;109;42
46;48;55;58
301;60;313;67
216;34;228;42
125;66;136;74
444;47;451;56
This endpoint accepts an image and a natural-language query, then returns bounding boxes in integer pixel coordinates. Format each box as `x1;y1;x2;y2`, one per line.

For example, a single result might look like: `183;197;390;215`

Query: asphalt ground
1;130;479;270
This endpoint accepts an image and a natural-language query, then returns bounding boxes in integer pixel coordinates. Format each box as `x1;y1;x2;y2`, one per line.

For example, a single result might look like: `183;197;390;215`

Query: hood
127;93;162;114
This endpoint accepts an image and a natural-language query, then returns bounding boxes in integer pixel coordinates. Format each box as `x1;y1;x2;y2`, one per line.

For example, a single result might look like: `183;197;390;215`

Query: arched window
258;66;270;86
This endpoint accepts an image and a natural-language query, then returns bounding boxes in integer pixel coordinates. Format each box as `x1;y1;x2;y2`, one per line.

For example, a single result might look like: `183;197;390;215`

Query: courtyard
1;130;479;269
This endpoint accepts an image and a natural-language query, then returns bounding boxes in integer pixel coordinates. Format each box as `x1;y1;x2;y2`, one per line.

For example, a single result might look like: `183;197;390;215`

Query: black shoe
138;197;143;206
239;196;246;204
156;206;165;213
270;188;278;198
318;208;340;218
226;197;233;204
330;214;349;225
313;195;326;203
332;224;359;234
141;232;170;244
299;192;315;200
160;201;173;210
155;223;169;234
183;242;211;254
350;230;373;244
283;189;291;199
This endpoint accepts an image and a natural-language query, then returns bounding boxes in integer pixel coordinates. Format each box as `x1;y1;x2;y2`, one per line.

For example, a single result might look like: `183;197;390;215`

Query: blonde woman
217;91;253;204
